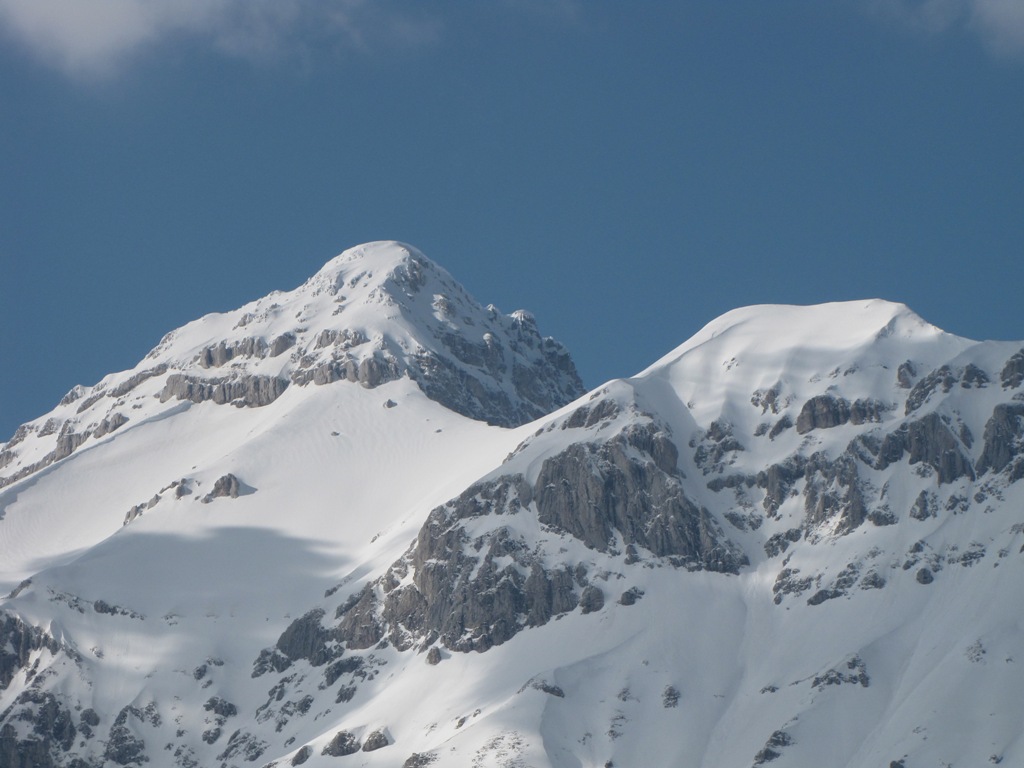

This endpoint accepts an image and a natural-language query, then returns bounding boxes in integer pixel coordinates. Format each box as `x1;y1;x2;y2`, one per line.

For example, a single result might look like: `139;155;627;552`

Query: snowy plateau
2;241;1024;768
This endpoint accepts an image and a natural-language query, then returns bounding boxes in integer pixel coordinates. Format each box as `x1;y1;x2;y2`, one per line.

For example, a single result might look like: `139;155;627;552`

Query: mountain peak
0;243;585;493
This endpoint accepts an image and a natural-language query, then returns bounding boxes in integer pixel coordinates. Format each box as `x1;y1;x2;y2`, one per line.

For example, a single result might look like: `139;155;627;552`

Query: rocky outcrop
201;473;243;502
160;373;288;408
796;396;888;434
197;337;268;368
362;729;390;752
92;413;128;439
0;613;59;690
535;425;743;569
875;413;974;484
290;353;402;389
329;422;744;655
1000;349;1024;389
975;404;1024;478
322;730;360;756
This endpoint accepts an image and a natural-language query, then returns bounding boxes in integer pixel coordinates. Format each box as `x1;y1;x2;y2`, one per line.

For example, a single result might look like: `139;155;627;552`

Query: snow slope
2;249;1024;768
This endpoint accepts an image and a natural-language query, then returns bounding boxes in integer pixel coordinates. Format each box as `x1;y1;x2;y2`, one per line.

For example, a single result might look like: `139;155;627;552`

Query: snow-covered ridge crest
0;241;584;488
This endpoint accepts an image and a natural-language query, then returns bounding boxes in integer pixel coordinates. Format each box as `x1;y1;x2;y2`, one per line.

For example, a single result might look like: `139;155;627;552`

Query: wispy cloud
867;0;1024;57
0;0;441;78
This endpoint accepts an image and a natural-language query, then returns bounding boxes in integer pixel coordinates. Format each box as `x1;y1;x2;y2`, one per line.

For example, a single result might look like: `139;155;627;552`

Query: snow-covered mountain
3;243;1024;768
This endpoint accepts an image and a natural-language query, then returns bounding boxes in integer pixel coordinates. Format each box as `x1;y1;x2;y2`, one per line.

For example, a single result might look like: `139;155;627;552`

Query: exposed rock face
273;609;343;668
362;729;390;752
875;413;974;484
1000;349;1024;388
796;395;888;434
160;373;289;408
535;425;742;569
975;404;1024;477
325;417;745;655
202;473;242;502
322;730;360;756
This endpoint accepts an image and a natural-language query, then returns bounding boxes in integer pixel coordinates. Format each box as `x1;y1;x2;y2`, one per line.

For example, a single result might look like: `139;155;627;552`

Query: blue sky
2;1;1022;439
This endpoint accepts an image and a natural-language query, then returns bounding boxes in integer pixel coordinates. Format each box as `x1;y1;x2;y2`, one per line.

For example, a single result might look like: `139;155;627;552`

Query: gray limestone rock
321;730;360;756
534;425;744;570
975;403;1024;477
93;413;128;439
103;706;149;765
202;473;243;502
753;730;793;765
275;609;342;667
905;365;957;414
160;373;288;408
0;613;60;689
876;413;975;484
796;395;852;434
1001;349;1024;389
579;585;605;614
362;729;390;752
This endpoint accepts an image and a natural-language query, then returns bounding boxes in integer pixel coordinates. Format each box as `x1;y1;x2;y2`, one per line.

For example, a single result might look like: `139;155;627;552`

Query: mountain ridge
2;244;1024;768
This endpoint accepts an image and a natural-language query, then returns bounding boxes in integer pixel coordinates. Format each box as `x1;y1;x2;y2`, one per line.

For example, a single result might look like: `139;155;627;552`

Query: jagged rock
619;587;644;606
896;360;917;388
0;724;56;768
1001;349;1024;389
876;413;974;484
292;745;313;765
0;613;59;689
764;529;801;558
753;730;793;764
269;333;296;357
916;568;934;584
772;568;814;604
323;657;363;686
425;647;441;666
160;373;288;408
910;491;937;520
756;458;804;517
403;753;437;767
275;609;342;667
53;422;88;461
663;686;681;708
202;473;242;502
797;396;888;434
905;365;957;414
812;655;869;689
321;730;360;756
197;337;268;368
109;365;168;397
104;706;149;765
961;364;990;389
768;415;793;439
362;729;390;752
93;412;128;439
796;395;852;434
203;697;237;719
976;404;1024;477
534;425;743;569
693;419;745;473
803;451;869;532
579;585;605;614
562;399;621;430
216;729;267;762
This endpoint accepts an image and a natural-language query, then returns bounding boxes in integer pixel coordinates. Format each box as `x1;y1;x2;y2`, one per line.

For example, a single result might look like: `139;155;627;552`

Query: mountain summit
2;246;1024;768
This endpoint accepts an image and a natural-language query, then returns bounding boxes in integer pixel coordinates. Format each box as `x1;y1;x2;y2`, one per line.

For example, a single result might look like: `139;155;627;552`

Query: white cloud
868;0;1024;56
0;0;440;78
969;0;1024;56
